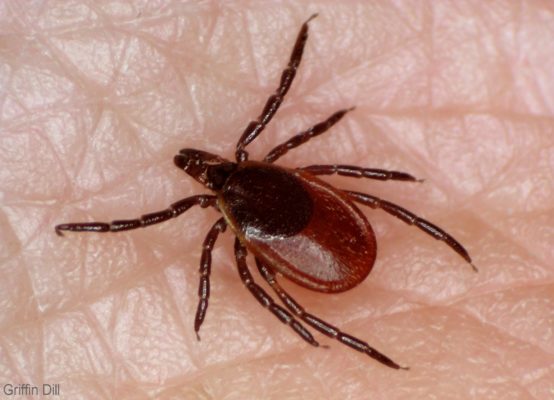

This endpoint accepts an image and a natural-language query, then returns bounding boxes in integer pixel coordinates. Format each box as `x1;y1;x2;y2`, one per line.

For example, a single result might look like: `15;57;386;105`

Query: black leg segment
194;217;227;340
255;258;407;370
264;107;353;163
55;195;218;236
300;164;421;182
235;14;318;162
234;238;319;347
348;191;477;272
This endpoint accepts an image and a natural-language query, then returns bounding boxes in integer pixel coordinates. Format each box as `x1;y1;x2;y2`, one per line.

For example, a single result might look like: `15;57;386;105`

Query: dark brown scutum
221;162;313;238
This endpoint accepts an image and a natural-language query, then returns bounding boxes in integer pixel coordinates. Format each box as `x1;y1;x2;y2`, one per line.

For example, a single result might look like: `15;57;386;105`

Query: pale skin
1;1;553;399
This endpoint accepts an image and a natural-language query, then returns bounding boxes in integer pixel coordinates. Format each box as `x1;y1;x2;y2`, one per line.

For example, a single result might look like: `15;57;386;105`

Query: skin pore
1;1;553;399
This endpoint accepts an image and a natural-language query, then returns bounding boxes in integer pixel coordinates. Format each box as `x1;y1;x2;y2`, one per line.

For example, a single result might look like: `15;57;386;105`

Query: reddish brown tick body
56;15;476;370
220;161;376;293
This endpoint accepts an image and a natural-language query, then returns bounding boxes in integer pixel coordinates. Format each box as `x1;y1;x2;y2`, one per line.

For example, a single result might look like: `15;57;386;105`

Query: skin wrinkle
458;284;554;357
1;1;553;399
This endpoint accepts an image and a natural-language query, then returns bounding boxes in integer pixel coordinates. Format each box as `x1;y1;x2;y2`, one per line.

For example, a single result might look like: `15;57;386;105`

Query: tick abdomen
219;162;377;293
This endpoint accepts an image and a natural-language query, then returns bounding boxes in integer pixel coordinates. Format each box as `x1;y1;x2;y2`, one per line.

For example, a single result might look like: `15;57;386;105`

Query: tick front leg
255;259;407;370
234;238;319;347
194;217;227;340
235;14;317;162
348;191;477;272
55;195;217;236
299;164;422;182
263;107;354;163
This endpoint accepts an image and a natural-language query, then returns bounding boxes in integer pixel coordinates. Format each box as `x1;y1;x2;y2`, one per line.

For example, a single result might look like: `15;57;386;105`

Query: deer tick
55;14;476;370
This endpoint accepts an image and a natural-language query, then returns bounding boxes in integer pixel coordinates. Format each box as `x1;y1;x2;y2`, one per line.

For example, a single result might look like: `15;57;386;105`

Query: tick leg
299;164;421;182
234;238;319;347
195;217;227;340
347;191;477;272
55;195;217;236
263;107;355;163
235;14;317;163
255;259;407;370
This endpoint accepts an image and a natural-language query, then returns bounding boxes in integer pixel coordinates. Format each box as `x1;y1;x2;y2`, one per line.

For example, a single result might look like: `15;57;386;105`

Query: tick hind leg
55;195;217;236
235;14;317;162
348;191;477;272
233;238;319;347
194;217;227;340
255;259;407;370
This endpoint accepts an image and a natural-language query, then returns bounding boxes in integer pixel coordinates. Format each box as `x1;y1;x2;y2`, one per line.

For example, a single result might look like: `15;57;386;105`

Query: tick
55;14;476;370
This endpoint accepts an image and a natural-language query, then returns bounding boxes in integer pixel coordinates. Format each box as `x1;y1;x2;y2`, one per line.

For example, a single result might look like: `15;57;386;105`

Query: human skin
1;1;553;399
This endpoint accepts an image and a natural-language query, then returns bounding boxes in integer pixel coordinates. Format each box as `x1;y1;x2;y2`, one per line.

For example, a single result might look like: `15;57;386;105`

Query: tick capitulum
55;14;476;370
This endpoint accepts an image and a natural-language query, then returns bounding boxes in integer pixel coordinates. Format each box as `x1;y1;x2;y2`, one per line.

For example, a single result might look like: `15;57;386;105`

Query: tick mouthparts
174;154;188;169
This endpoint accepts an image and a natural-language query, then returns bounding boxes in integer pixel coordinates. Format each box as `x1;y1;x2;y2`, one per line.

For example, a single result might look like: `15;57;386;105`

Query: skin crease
1;1;553;399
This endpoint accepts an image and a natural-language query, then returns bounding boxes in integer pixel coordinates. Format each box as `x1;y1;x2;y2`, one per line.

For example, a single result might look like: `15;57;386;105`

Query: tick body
219;161;376;293
56;14;476;370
